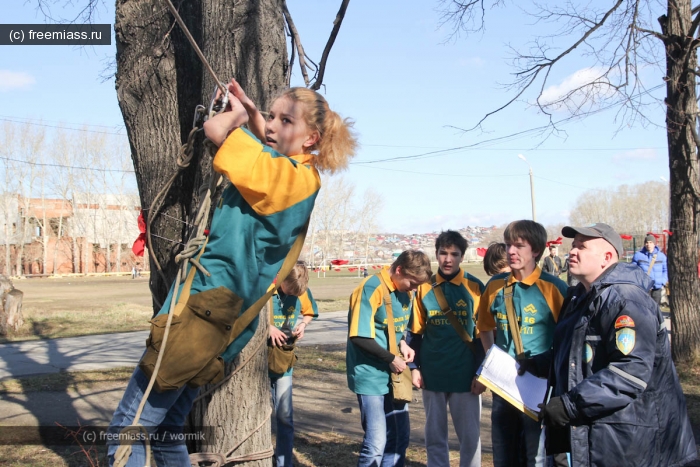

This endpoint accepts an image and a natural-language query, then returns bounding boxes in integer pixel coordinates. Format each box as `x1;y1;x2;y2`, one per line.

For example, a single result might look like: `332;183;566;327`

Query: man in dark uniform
542;245;563;277
538;223;696;466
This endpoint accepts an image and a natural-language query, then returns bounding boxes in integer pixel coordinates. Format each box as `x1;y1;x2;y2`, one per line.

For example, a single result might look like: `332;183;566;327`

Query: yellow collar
435;268;463;286
379;268;396;292
506;265;542;286
289;153;314;165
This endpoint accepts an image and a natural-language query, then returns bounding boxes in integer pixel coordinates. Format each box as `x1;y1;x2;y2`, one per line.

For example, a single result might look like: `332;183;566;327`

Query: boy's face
391;267;425;293
506;237;537;272
265;96;319;156
437;244;463;276
280;281;292;295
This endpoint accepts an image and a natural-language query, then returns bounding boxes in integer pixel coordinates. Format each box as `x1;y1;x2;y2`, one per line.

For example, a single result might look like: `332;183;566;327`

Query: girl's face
265;96;319;156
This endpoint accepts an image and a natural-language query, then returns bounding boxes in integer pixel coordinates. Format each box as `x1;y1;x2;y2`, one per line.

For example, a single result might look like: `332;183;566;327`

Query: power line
0;155;134;173
0;118;126;136
0;115;125;130
354;165;523;178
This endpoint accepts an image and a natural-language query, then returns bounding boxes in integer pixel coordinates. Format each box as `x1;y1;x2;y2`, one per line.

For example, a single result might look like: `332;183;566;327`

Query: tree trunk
0;277;23;335
115;0;287;463
72;235;78;273
662;0;700;362
188;303;273;465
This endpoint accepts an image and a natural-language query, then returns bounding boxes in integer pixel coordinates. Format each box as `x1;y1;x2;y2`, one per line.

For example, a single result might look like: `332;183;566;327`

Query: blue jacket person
539;223;696;467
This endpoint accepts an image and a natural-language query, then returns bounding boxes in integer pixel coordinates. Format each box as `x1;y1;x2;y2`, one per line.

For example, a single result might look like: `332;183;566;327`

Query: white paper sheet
476;345;549;417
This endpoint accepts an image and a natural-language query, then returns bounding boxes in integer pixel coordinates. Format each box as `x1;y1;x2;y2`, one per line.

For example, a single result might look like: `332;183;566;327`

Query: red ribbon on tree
620;234;633;240
132;210;147;257
663;230;673;236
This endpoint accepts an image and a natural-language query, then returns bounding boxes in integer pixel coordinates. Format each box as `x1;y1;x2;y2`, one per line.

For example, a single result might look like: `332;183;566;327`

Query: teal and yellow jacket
346;268;412;395
157;127;321;362
477;266;567;358
409;269;484;392
269;288;318;378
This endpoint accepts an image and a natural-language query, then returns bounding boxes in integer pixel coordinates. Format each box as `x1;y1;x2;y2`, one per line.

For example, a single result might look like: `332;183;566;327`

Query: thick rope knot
112;424;152;467
175;234;211;278
176;127;199;170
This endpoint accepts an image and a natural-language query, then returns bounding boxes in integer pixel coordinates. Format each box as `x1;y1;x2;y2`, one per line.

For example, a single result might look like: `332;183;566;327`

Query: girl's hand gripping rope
228;79;266;142
203;87;249;146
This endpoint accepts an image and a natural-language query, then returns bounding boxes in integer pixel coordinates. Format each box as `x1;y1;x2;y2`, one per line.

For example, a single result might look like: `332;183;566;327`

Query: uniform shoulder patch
585;343;593;363
616;328;636;355
614;315;635;329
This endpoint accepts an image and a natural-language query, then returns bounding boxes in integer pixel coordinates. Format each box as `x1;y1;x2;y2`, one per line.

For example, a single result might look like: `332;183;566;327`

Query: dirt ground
1;273;495;466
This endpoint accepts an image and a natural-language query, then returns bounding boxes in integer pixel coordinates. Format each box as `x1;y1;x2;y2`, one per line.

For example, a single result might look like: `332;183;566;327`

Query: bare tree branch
35;0;104;24
465;0;626;132
635;26;668;41
310;0;351;91
282;0;311;86
284;19;296;87
437;0;504;39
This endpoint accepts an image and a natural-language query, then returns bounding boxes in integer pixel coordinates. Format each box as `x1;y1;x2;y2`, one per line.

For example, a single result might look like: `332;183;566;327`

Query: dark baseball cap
561;223;624;258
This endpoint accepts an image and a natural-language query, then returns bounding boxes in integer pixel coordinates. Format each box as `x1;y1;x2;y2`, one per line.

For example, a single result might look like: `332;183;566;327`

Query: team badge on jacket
616;328;636;355
585;343;593;363
614;315;635;329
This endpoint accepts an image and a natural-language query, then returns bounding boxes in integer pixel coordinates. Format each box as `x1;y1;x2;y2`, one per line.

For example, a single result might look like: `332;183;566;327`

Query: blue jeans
107;367;200;467
356;394;410;467
491;394;545;467
271;375;294;467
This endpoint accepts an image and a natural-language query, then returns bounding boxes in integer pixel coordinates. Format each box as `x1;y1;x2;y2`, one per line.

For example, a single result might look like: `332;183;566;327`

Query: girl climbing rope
108;78;357;467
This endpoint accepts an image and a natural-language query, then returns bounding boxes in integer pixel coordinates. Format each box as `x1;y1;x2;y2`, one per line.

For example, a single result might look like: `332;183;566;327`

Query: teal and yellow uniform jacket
346;268;412;395
410;269;484;392
269;288;318;378
157;127;321;362
477;266;567;358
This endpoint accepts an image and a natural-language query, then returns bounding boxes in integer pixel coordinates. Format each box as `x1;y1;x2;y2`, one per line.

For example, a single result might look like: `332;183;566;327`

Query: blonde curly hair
278;87;357;174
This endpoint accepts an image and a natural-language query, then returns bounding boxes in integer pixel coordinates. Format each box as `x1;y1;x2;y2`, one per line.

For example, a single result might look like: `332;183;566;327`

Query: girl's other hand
228;79;254;108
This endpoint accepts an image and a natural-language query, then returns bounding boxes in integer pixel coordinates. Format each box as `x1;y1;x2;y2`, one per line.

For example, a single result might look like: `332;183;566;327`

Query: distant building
0;193;143;276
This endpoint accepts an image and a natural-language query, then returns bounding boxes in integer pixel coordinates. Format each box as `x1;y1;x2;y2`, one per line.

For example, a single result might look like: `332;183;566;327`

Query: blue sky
2;0;670;234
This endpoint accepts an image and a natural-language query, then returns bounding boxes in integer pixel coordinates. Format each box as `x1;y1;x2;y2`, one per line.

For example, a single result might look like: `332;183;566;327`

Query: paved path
0;310;348;380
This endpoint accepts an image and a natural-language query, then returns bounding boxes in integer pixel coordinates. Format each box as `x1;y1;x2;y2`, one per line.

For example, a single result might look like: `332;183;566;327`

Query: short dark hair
483;242;508;276
435;230;468;255
503;220;547;262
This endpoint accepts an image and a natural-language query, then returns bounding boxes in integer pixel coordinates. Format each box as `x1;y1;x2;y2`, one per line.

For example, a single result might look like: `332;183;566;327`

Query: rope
225;408;273;459
188;313;273;466
115;1;272;464
163;0;226;97
188;407;274;466
192;333;266;402
146;127;200;281
114;142;220;467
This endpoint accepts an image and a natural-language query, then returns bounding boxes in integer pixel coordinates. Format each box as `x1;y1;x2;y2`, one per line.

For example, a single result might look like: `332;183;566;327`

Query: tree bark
0;277;23;335
115;0;287;463
662;0;700;362
188;304;273;466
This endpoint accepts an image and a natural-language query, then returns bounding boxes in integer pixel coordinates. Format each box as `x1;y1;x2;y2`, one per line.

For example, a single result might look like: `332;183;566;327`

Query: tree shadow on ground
292;431;428;467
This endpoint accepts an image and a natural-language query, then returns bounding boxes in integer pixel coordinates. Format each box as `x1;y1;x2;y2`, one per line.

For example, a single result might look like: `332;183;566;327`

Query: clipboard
476;345;548;421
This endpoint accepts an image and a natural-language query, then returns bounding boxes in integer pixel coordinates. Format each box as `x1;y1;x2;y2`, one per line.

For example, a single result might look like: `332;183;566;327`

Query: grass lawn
2;263;493;342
